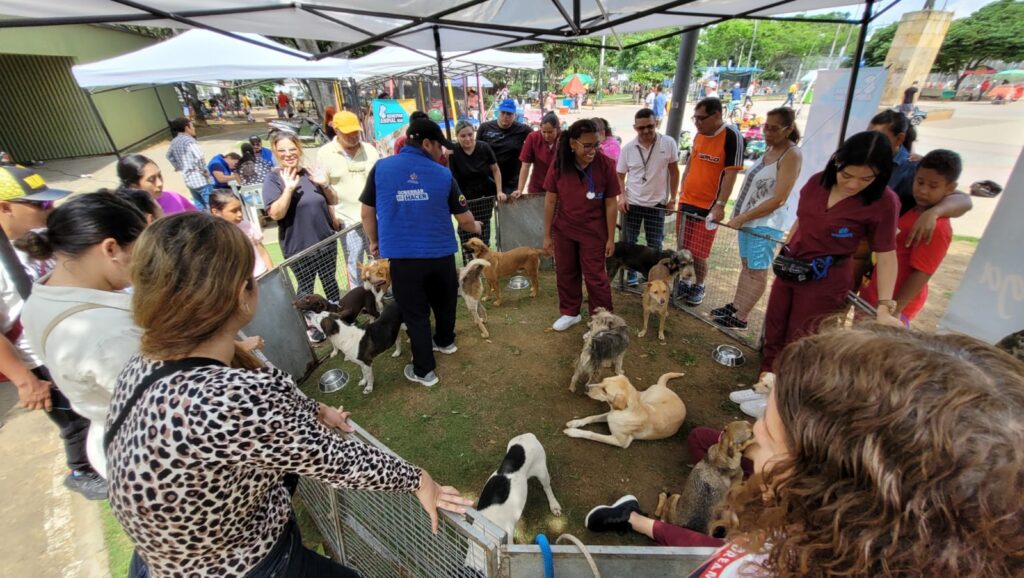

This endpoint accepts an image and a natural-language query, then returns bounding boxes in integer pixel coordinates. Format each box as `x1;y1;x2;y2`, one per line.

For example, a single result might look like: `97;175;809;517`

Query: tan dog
462;237;542;306
638;279;670;341
563;372;686;448
654;421;755;534
359;259;391;311
459;258;491;338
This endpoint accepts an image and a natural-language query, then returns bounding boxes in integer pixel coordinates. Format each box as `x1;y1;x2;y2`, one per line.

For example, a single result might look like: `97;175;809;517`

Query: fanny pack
772;248;842;283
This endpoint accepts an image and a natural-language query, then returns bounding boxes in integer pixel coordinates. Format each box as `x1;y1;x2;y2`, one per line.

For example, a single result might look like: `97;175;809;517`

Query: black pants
390;256;458;377
32;366;91;472
292;243;341;303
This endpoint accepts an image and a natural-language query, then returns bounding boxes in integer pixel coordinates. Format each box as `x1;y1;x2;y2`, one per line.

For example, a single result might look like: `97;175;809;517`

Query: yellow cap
332;111;361;135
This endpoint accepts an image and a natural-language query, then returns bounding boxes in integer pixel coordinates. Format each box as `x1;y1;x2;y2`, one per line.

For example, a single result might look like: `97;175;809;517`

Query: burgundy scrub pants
760;271;850;372
553;228;613;316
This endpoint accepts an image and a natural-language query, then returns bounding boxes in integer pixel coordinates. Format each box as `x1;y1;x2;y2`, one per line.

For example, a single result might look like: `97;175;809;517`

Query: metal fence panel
242;267;317;380
506;545;717;577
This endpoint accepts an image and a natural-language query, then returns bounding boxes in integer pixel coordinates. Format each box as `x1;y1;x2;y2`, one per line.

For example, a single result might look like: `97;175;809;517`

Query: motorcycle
267;116;330;147
909;106;928;126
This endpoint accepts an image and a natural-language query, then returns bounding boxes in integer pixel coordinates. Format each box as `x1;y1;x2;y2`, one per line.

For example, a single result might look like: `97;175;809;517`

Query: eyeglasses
692;114;713;123
573;140;600;150
12;199;54;210
763;124;790;133
634;123;656;131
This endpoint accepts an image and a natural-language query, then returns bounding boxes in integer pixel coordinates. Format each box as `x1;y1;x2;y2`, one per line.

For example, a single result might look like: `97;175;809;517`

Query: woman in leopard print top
107;213;470;577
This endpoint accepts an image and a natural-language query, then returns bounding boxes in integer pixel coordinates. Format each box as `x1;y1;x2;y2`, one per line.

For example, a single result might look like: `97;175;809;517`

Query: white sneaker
552;315;582;332
729;389;767;404
403;364;439;387
740;398;767;418
432;341;458;354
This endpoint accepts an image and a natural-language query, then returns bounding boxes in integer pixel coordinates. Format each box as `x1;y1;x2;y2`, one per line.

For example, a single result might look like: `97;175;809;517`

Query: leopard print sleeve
188;366;423;493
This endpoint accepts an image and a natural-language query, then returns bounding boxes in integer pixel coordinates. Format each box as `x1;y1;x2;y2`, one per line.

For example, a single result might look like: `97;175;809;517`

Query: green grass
952;234;980;245
100;502;133;577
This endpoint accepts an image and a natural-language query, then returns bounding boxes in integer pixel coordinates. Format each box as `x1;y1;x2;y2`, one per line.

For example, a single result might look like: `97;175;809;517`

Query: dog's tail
657;372;686;389
460;258;491;285
534;246;553;257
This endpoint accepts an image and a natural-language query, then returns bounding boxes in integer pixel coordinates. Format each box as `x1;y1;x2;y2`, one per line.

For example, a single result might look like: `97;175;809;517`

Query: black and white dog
605;242;693;285
310;301;405;394
465;433;561;573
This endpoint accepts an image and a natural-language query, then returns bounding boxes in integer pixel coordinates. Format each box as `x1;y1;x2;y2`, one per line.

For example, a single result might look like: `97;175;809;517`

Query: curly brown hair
723;324;1024;577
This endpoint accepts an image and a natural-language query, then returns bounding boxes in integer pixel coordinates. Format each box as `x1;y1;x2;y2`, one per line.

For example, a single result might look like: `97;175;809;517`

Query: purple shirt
156;190;198;215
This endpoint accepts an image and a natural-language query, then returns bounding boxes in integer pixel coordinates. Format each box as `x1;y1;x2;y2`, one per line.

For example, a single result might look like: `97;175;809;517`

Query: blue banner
373;99;412;141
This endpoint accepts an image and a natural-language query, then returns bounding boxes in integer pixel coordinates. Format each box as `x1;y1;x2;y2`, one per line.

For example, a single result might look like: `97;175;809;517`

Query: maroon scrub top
789;171;899;259
520;130;558;194
544;152;621;240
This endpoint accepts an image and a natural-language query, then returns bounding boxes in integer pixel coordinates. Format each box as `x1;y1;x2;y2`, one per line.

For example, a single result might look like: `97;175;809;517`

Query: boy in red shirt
860;149;960;325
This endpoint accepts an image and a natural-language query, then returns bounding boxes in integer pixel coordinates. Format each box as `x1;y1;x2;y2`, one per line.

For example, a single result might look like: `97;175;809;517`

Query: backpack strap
40;304;106;358
103;357;224;452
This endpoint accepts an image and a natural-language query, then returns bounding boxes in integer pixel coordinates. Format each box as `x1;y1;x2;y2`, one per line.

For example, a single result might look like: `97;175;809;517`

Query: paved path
0;385;110;578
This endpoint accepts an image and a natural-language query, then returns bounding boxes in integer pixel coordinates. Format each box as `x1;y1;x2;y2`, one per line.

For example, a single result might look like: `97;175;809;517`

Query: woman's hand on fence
318;403;355;433
604;238;614;257
497;191;509;203
725;215;746;229
511;189;523;199
415;470;473;534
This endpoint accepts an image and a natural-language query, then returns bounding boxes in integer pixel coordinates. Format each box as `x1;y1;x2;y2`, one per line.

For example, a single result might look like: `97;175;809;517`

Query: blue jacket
374;146;459;259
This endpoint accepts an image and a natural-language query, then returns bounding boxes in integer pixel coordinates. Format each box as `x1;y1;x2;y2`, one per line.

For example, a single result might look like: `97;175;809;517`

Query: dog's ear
320;315;339;336
610;392;628;411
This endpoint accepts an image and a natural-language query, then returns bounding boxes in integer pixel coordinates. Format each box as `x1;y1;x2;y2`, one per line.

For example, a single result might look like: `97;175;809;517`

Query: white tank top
732;146;794;232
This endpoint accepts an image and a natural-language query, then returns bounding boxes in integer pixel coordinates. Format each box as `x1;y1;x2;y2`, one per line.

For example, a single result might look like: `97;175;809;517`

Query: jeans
32;367;91;472
342;230;366;288
390;256;458;377
620;204;666;250
129;515;360;578
187;184;214;211
292;243;341;303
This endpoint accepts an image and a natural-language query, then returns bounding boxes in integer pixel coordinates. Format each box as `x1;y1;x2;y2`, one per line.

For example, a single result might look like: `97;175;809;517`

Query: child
208;191;274;277
859;149;960;325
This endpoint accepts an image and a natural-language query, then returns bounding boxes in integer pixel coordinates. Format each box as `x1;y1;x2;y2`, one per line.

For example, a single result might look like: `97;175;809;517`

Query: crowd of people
2;87;1020;578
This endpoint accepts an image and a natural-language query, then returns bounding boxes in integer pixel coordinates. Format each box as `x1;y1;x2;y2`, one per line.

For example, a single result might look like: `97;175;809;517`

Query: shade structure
560;73;595;87
450;75;492;87
562;75;586;96
71;29;352;88
0;0;871;57
994;70;1024;81
349;46;542;82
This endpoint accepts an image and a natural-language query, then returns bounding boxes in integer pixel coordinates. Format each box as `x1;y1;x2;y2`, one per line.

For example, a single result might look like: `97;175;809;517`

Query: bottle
705;212;718;231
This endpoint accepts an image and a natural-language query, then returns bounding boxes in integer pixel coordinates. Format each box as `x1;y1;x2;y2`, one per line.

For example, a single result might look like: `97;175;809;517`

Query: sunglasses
634;123;656;131
12;199;55;210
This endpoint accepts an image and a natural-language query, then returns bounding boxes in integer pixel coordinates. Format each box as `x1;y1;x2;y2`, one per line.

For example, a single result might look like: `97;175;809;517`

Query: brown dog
459;258;491;338
655;420;755;534
639;279;670;341
462;237;542;306
359;259;391;310
563;372;686;448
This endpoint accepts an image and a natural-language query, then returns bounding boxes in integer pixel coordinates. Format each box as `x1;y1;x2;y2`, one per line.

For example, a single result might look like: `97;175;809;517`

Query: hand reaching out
280;166;300;191
414;470;473;534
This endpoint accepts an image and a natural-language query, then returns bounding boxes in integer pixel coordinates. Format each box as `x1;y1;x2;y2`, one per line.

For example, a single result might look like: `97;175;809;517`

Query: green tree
614;30;680;86
933;0;1024;89
863;22;898;66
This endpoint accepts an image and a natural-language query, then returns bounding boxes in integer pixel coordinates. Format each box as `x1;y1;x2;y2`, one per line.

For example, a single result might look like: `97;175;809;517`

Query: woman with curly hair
586;324;1024;577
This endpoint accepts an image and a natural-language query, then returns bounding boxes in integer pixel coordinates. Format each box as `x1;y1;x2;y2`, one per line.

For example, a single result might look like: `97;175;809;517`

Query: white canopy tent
349;47;543;82
72;29;352;88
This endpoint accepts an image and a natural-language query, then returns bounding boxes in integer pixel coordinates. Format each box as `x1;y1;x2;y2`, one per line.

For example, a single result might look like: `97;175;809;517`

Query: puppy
569;308;630;392
638;279;670;341
459;258;491;338
605;242;673;284
359;259;391;311
294;290;378;325
655;421;755;535
475;433;561;545
307;301;405;394
564;372;686;448
462;237;542;306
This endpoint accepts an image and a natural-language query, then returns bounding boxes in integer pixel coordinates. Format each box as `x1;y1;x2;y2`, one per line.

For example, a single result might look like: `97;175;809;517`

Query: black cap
406;119;455;149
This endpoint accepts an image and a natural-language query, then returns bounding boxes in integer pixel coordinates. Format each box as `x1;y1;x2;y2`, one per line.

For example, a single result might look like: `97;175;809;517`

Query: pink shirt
599;137;621;162
156;191;198;215
237;220;268;277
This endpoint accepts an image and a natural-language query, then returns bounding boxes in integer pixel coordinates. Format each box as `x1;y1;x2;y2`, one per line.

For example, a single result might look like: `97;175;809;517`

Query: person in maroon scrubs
543;119;621;332
759;131;903;392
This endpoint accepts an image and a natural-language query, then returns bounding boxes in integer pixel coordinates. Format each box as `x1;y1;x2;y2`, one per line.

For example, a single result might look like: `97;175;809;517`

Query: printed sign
373;99;417;141
940;150;1024;343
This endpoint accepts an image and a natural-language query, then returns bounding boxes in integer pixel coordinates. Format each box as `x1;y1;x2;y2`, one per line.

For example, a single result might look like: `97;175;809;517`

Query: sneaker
674;281;692;302
713;312;748;330
64;469;108;501
403;364;439;387
710;303;737;318
625;271;639;287
729;388;767;404
685;284;706;307
432;341;458;354
585;495;642;534
552;315;582;332
740;398;768;419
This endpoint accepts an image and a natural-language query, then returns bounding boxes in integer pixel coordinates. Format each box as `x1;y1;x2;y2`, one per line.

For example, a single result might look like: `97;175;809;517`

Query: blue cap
498;98;517;113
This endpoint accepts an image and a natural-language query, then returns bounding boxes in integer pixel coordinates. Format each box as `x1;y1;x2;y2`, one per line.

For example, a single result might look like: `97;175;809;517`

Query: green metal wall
0;54;113;160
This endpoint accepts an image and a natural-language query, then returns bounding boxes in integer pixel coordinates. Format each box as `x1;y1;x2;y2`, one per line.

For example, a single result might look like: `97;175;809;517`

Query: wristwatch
714;200;727;207
877;299;897;315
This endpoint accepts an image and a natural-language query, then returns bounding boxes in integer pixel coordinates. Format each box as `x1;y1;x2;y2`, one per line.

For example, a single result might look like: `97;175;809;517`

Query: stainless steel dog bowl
508;275;531;290
712;344;745;367
319;369;349;393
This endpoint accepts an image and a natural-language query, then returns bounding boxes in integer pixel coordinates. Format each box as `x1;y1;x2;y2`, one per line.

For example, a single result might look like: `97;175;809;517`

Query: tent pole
83;88;121;159
665;28;699;144
475;65;484;119
432;25;452;140
151;86;170;123
837;0;873;145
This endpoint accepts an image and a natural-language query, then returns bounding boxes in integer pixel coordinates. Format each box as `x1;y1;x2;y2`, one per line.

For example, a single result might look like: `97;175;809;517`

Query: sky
869;0;998;27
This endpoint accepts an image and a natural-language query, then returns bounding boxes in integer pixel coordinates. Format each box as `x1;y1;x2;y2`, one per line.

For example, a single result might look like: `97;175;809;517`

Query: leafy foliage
863;22;898;67
933;0;1024;88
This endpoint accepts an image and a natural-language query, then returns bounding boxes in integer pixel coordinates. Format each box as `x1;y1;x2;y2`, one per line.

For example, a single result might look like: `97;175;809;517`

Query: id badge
586;191;596;200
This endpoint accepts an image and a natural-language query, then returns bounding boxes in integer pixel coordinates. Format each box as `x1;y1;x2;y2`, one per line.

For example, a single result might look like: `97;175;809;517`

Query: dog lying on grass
303;302;405;394
459;258;491;338
569;308;630;392
655;420;754;535
462;237;543;306
564;372;686;448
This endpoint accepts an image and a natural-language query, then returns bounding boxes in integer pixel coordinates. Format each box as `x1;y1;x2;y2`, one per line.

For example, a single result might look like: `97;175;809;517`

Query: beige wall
880;10;953;106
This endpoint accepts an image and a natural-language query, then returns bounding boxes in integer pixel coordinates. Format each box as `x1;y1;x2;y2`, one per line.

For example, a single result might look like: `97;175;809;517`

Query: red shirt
519;131;558;193
543;153;620;240
859;209;951;321
277;93;289;107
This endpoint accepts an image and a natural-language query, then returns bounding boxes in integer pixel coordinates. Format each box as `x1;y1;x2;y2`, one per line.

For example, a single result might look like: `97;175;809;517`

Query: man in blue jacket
360;119;481;386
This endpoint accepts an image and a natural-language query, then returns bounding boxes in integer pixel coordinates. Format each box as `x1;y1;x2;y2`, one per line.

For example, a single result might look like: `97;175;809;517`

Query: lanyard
577;163;597;199
636;135;658;183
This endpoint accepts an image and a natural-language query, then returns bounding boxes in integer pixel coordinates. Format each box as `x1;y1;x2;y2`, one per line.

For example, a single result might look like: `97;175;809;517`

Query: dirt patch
300;269;760;546
908;240;975;332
